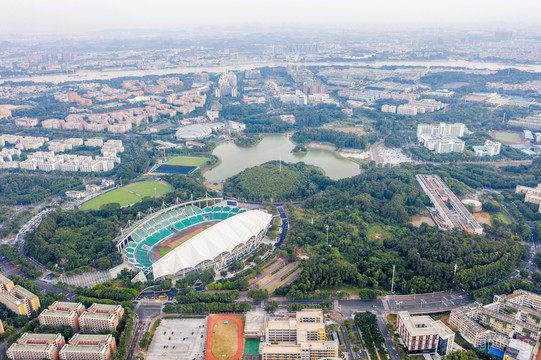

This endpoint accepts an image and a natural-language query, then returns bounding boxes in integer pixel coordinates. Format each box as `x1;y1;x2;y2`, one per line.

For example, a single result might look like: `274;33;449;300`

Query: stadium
114;198;273;280
175;124;212;140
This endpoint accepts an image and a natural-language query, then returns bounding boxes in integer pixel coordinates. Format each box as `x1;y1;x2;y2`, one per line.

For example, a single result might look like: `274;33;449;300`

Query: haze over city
3;0;541;36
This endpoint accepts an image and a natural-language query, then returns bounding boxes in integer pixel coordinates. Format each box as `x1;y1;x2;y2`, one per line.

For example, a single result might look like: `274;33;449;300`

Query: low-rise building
59;334;116;360
261;309;339;360
79;304;124;332
516;185;541;212
7;333;65;360
397;311;454;356
474;140;501;157
38;302;86;331
450;291;541;351
0;284;40;316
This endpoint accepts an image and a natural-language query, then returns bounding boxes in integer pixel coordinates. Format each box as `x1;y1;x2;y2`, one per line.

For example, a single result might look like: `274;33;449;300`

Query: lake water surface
203;134;361;183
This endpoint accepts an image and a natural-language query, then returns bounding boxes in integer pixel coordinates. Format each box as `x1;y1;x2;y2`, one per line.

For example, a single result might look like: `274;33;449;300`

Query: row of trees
163;302;252;314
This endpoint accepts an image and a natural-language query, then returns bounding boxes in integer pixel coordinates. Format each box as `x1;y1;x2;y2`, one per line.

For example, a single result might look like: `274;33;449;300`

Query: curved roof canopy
152;210;272;279
175;124;212;140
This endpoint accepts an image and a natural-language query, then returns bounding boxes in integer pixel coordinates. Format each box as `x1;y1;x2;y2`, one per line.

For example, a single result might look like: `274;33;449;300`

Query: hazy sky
3;0;541;36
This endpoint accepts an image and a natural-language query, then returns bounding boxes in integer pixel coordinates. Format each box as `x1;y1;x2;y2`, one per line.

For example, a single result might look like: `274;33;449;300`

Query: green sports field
166;156;208;166
493;131;522;143
80;180;173;210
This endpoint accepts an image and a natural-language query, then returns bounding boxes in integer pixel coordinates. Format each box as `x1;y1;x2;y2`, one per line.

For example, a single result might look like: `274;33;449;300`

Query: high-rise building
215;73;237;97
261;309;339;360
397;311;454;356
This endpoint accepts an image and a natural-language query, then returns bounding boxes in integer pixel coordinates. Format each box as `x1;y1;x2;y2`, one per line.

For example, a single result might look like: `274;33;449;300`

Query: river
203;134;361;183
4;59;541;84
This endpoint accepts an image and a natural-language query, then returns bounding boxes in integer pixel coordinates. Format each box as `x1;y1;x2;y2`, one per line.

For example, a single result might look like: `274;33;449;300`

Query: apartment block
60;334;116;360
0;282;40;316
0;273;15;291
39;302;86;331
397;311;454;356
7;333;65;360
79;304;124;332
261;309;339;360
450;293;541;351
381;104;397;113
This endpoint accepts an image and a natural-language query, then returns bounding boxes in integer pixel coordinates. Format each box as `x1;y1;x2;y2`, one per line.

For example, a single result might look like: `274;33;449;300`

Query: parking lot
147;318;207;360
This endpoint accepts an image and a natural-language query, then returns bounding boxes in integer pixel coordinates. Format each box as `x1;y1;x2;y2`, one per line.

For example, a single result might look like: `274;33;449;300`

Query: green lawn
166;156;208;167
493;212;513;225
493;131;521;143
80;180;173;210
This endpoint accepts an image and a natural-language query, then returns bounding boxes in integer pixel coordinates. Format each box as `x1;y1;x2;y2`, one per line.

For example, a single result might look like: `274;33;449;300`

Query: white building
474;140;501;157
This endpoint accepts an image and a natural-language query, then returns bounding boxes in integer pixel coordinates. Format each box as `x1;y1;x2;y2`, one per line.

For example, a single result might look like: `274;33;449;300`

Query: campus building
0;275;40;316
450;290;541;352
516;185;541;212
7;333;65;360
474;140;501;157
59;334;116;360
397;311;454;356
79;304;124;332
261;309;339;360
39;302;86;331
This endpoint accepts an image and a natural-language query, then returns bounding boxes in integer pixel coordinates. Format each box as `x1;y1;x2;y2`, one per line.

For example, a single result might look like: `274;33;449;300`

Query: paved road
377;315;400;360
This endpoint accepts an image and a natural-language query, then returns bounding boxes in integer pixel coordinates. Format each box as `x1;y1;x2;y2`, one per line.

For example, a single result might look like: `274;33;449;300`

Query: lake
203;134;361;183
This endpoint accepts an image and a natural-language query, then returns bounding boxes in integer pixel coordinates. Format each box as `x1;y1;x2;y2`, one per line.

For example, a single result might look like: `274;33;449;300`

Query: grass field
166;156;208;166
80;180;173;210
493;131;522;143
243;338;260;355
211;318;239;359
158;225;212;257
493;212;513;225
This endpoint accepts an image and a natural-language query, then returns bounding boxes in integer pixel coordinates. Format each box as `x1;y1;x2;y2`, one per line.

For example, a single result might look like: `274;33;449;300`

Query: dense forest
223;161;331;201
292;128;378;150
0;174;82;205
276;167;529;297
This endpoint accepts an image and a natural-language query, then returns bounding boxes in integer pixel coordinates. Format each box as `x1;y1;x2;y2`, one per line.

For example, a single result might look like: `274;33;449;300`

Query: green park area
80;180;173;210
166;156;208;167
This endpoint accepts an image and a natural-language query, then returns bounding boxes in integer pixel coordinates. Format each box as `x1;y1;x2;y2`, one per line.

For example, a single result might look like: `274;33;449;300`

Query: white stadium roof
152;210;272;279
175;124;212;140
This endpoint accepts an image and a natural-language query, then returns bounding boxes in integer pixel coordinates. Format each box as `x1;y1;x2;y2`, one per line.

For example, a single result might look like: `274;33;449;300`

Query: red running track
205;314;244;360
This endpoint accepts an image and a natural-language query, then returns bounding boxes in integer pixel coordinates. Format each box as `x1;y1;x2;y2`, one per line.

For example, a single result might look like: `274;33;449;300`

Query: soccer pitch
493;131;522;143
80;180;173;210
166;156;208;167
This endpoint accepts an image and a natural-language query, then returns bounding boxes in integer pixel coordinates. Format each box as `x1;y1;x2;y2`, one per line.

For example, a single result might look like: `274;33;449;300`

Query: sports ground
153;223;215;259
80;180;173;210
206;314;245;360
492;130;524;144
152;156;209;175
